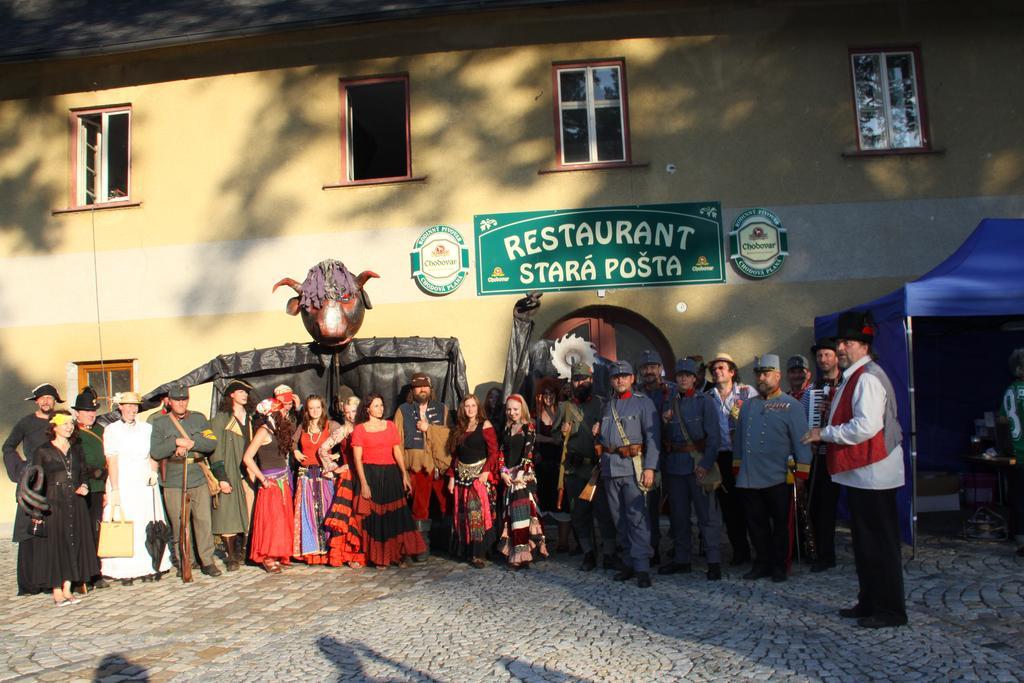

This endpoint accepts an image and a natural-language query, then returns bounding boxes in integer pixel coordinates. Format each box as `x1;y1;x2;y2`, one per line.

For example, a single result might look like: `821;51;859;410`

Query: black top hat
72;386;100;412
835;311;875;344
25;383;63;402
811;338;838;354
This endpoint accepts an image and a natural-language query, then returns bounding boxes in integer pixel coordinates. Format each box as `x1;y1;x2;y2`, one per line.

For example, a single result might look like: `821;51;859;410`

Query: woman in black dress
29;412;100;606
498;394;548;568
446;395;500;568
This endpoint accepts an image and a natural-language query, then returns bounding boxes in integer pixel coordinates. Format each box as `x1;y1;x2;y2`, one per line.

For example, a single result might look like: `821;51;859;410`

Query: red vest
826;365;888;475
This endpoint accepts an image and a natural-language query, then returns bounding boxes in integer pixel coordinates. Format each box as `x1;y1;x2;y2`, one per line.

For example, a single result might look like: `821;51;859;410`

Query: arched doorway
543;305;674;370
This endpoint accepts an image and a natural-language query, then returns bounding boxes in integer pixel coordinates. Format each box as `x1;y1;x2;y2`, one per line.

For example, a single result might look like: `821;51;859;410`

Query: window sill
323;176;427;189
52;201;141;215
841;148;945;159
538;161;649;175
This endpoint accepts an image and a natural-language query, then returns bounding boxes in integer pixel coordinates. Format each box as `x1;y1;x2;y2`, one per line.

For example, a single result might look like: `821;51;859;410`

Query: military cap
609;360;634;377
753;354;781;372
167;382;190;400
674;358;700;376
787;355;811;371
570;362;593;379
637;350;662;368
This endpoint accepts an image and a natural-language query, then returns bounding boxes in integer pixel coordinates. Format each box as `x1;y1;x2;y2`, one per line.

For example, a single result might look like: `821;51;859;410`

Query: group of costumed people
3;370;551;605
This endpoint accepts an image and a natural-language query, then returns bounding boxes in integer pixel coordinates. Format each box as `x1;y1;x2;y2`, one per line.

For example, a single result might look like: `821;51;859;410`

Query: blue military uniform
661;358;723;574
635;363;675;564
733;355;812;581
598;362;660;580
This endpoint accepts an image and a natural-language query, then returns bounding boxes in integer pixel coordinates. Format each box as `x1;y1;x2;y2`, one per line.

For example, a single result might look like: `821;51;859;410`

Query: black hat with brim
224;379;254;396
25;383;63;402
811;338;838;354
835;311;875;344
72;386;100;412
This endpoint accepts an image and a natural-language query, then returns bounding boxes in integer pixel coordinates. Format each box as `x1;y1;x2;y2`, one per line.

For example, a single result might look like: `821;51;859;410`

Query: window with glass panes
850;49;929;151
72;106;131;206
555;61;630;165
76;360;133;414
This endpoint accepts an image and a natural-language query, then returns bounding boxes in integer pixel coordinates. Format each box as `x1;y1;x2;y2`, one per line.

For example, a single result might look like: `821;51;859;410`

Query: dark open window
340;76;411;183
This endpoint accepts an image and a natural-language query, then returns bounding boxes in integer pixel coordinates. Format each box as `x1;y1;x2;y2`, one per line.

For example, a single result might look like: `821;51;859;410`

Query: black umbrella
145;489;173;574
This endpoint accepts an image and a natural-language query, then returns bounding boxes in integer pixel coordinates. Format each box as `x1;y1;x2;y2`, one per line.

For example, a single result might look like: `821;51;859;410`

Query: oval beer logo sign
410;225;470;295
729;208;788;279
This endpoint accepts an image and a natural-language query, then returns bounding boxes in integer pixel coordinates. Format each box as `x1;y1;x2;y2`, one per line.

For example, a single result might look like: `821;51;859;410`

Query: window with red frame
340;76;411;183
850;48;929;151
554;61;630;166
72;106;131;206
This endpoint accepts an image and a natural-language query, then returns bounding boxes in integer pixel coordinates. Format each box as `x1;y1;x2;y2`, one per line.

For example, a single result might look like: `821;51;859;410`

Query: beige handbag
97;505;134;558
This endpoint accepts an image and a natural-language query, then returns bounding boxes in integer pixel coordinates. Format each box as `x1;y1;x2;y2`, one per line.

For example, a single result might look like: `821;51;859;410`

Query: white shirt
822;355;905;490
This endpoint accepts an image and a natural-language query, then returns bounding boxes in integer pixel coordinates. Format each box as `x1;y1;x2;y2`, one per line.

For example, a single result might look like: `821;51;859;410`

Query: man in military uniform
556;362;616;571
210;379;253;571
635;350;673;564
787;355;813;400
597;361;660;588
734;354;811;583
395;371;451;561
72;387;108;588
150;382;222;577
659;358;723;580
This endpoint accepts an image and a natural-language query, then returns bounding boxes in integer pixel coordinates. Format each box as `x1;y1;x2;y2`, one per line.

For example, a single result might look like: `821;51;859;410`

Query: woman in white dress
102;392;172;584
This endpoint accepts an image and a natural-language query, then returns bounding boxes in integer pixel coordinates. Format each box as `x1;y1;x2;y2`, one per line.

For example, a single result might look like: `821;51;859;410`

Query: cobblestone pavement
1;527;1022;682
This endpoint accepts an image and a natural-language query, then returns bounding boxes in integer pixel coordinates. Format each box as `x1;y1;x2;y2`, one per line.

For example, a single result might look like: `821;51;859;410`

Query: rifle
179;451;193;583
555;402;582;509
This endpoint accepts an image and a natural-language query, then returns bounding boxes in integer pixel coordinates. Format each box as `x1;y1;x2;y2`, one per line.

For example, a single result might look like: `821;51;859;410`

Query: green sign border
410;224;470;296
729;208;788;280
474;203;725;296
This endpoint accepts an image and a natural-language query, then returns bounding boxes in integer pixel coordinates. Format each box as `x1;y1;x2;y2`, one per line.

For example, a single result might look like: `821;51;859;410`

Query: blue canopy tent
814;218;1024;549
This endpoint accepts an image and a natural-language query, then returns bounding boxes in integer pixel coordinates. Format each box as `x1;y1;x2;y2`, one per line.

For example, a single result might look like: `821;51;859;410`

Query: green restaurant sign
474;202;725;295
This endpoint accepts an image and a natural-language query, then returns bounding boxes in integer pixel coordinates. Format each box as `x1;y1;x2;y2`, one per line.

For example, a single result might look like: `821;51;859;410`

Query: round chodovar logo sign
729;208;788;279
410;225;469;295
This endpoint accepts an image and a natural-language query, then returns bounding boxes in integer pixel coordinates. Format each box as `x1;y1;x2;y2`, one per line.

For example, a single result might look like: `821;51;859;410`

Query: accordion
806;388;829;428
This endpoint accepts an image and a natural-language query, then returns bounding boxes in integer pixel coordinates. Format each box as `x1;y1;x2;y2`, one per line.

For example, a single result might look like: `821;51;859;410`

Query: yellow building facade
1;1;1022;525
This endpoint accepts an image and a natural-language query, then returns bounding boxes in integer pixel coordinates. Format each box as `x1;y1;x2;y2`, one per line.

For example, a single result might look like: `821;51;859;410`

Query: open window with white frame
553;60;631;167
71;105;132;207
849;48;930;152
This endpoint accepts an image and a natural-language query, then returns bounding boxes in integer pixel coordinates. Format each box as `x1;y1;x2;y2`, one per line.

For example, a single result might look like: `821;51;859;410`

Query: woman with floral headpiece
241;391;298;573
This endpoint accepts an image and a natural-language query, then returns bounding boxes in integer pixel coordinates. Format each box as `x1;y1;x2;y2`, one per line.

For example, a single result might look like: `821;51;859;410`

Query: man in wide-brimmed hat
707;353;757;566
72;386;108;589
804;337;842;572
210;379;255;571
802;311;907;628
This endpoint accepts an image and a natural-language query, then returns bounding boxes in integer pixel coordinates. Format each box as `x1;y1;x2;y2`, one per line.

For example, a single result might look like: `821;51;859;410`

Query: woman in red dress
350;393;425;567
320;396;365;567
241;396;296;573
291;395;341;565
446;395;501;568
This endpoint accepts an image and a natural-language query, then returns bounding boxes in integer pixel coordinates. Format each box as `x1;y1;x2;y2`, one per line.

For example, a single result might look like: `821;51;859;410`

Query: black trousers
716;450;750;560
85;490;104;548
742;483;790;573
847;486;907;620
808;452;840;564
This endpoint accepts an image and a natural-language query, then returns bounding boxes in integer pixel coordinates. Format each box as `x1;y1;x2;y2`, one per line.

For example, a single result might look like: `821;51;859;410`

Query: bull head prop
274;259;379;346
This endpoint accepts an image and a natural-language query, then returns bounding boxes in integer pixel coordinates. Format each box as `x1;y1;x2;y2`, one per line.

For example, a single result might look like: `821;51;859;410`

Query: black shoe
200;564;223;577
602;553;623;571
92;578;110;589
729;553;751;567
658;562;691;575
771;569;787;583
120;578;134;586
637;572;652;588
810;560;835;573
742;566;772;581
613;567;635;582
857;615;907;629
839;604;872;619
579;552;596;572
707;563;722;581
140;574;155;583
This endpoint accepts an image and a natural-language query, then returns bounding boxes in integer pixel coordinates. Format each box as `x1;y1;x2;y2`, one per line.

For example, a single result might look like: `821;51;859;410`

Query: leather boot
413;520;430;562
224;535;240;572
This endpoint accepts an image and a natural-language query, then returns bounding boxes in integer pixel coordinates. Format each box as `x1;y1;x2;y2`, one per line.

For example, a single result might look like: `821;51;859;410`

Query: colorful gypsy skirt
293;466;333;564
250;468;294;565
499;468;548;566
323;465;366;566
359;464;425;566
451;460;495;560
